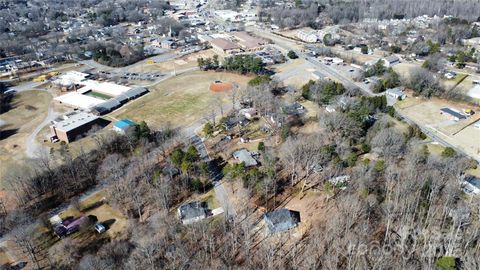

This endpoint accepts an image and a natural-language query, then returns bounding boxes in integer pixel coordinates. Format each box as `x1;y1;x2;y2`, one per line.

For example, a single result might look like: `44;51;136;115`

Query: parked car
94;223;106;233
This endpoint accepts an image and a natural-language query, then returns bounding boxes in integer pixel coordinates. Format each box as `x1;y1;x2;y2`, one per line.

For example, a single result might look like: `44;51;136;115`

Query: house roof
386;87;405;96
384;55;400;63
179;202;208;221
264;208;300;234
440;108;466;119
210;38;239;51
114;119;137;130
232;149;257;167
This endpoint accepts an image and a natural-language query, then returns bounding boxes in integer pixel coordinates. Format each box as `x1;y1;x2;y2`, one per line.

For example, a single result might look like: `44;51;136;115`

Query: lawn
83;90;112;100
0;90;52;187
111;71;252;129
127;49;217;74
57;190;128;239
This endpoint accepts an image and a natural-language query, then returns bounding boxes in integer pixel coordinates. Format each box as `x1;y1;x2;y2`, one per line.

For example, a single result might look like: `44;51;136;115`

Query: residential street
189;134;237;217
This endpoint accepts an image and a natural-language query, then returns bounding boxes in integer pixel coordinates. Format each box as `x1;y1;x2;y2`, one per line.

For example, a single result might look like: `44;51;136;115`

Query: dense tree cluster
198;55;267;75
0;0;171;62
90;42;145;67
301;79;345;104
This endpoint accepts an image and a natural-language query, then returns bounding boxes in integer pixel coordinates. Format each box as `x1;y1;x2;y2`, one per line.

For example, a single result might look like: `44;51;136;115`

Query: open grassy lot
0;90;52;185
392;63;420;80
111;71;252;129
56;190;128;239
396;97;480;161
127;49;217;74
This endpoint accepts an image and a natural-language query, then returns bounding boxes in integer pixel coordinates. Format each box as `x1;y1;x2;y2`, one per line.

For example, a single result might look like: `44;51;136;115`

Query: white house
297;30;318;43
386;87;406;100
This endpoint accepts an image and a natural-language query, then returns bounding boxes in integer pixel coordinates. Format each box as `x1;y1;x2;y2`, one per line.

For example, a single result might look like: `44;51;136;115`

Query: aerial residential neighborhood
0;0;480;269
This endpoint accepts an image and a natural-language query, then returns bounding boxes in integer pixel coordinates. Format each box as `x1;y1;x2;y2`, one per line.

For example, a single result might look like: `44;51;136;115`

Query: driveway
188;134;237;217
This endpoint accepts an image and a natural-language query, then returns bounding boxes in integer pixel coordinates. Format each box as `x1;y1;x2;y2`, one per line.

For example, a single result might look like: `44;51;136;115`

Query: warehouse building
50;111;104;143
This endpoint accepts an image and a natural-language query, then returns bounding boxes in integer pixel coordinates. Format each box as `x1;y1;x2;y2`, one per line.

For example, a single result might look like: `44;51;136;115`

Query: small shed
113;119;137;134
264;208;300;234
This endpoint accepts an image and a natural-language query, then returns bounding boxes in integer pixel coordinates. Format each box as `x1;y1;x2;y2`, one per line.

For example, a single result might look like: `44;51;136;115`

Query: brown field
0;90;52;185
127;49;217;74
396;97;480;160
111;71;252;129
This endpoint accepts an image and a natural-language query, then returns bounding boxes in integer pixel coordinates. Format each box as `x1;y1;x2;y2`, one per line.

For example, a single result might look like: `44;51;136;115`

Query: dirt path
25;91;58;158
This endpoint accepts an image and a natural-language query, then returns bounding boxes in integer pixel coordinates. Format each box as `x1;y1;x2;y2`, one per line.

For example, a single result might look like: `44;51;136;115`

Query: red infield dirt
210;82;233;92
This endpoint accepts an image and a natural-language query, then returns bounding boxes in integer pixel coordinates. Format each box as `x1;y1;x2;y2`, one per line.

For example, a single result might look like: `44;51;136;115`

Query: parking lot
96;70;164;82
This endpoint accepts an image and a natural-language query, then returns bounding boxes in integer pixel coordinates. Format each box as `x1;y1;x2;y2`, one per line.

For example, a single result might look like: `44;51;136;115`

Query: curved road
25;91;58;158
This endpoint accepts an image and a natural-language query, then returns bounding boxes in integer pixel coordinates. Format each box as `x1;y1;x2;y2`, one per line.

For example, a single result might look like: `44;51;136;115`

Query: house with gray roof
178;201;210;224
462;175;480;195
264;208;301;234
232;149;258;167
386;87;406;100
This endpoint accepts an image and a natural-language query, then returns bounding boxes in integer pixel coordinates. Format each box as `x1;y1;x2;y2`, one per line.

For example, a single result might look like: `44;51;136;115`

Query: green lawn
111;71;252;129
84;90;112;100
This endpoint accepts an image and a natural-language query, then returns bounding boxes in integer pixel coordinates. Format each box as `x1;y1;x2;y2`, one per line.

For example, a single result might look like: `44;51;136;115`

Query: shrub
441;147;456;158
287;50;298;59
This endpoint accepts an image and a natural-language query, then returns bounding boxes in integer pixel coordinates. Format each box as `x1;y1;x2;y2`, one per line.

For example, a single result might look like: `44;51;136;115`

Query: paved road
189;134;237;217
249;27;374;95
250;27;480;163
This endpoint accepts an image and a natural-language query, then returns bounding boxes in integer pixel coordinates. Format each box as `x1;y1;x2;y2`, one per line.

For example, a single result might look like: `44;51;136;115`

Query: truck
53;216;89;237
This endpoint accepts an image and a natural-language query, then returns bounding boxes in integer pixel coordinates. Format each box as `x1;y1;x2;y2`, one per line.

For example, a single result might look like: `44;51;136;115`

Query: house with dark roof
461;175;480;195
264;208;300;234
178;201;210;224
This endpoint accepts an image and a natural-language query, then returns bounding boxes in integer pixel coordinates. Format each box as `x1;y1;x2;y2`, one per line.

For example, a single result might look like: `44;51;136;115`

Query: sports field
83;90;112;100
111;71;252;129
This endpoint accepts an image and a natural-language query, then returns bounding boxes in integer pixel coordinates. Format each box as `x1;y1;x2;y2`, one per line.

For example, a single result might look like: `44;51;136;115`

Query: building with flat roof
50;111;103;143
231;31;266;51
210;38;241;56
440;108;466;121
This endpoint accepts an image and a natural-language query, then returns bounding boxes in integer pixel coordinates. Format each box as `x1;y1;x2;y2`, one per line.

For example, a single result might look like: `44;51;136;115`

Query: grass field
0;90;52;186
111;71;252;129
127;49;217;74
83;90;112;100
396;97;480;161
